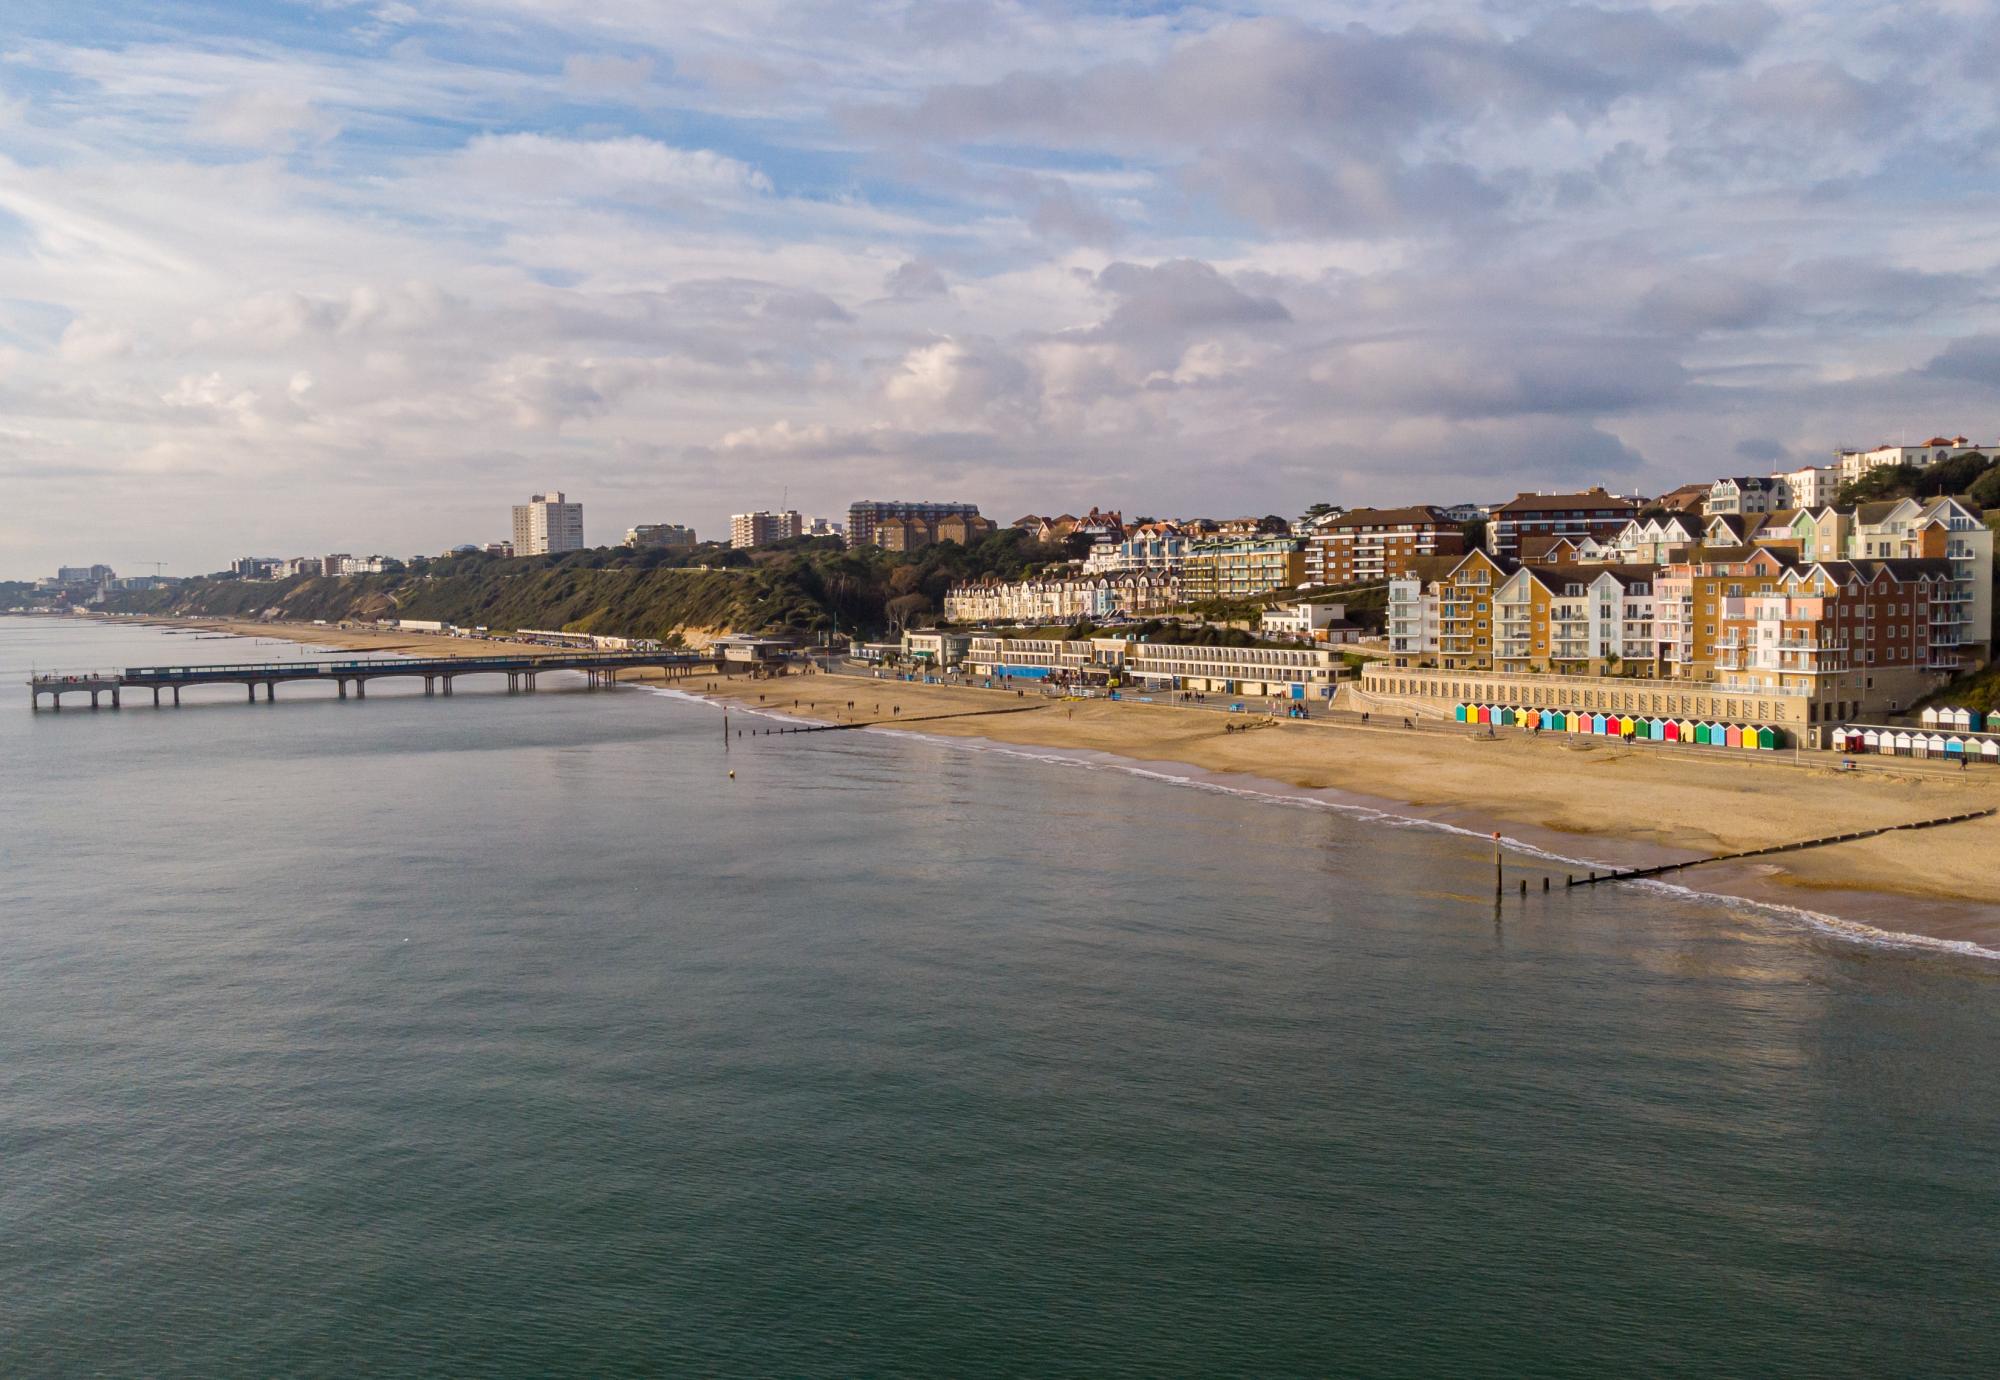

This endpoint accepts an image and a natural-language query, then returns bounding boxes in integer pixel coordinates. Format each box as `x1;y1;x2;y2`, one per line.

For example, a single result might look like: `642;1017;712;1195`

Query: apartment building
730;510;803;549
1432;549;1511;669
1714;559;1955;722
627;524;699;549
847;500;984;548
1490;566;1658;674
1778;464;1842;510
1488;489;1638;560
511;491;585;555
1303;506;1465;586
1181;537;1306;602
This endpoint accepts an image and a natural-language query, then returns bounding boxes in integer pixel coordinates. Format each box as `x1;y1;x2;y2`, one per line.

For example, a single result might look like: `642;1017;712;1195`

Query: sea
3;615;1998;1378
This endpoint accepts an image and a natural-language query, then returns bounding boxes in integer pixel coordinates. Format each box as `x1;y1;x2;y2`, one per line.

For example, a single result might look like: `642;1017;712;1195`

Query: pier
27;650;711;710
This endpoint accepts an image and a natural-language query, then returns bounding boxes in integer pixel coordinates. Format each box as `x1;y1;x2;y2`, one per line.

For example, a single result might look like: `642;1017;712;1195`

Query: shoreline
76;615;2000;953
665;672;2000;955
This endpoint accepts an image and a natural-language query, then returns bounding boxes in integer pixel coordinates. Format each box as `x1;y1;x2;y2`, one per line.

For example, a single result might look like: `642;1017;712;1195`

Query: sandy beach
159;617;2000;945
700;673;2000;923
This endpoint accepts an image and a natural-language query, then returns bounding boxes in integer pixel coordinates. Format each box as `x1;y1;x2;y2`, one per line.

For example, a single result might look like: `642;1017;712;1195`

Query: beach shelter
1541;710;1557;730
1831;728;1850;751
1983;740;1999;762
1584;713;1601;735
1861;729;1881;753
1651;718;1667;741
1723;725;1742;748
1921;706;1941;729
1893;731;1914;755
1757;726;1778;750
1663;720;1681;742
1953;709;1974;731
1619;715;1636;738
1454;704;1468;722
1988;711;2000;733
1497;707;1513;726
1945;736;1966;756
1474;705;1489;724
1911;735;1930;759
1929;734;1950;756
1693;722;1710;745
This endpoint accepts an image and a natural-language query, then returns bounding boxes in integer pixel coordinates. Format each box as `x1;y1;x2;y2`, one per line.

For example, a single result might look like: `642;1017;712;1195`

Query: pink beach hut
1723;724;1742;748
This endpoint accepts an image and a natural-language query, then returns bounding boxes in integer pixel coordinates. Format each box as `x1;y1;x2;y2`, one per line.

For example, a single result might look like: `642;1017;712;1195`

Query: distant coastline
71;613;2000;955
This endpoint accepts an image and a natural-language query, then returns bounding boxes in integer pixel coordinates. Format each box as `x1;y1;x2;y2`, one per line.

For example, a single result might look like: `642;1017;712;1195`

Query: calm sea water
3;615;1998;1377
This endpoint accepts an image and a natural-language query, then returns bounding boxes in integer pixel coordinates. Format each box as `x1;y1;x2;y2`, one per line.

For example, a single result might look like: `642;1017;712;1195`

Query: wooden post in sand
1493;831;1503;897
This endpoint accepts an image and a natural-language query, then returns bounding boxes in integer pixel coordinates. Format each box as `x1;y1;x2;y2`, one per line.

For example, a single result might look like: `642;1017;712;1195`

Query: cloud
191;88;342;149
5;1;2000;576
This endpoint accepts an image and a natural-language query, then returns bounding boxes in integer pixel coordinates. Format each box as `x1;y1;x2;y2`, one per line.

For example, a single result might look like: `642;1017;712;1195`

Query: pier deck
27;651;711;710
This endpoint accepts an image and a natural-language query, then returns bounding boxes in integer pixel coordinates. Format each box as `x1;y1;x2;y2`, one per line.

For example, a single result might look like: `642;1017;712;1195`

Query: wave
639;688;2000;964
862;725;2000;966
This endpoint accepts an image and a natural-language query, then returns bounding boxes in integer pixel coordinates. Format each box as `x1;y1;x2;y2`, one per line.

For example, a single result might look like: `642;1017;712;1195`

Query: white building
512;491;585;555
1386;575;1439;663
1260;601;1360;644
1707;476;1789;516
943;572;1180;624
964;635;1342;699
1081;523;1192;575
1836;436;1985;483
1777;464;1841;510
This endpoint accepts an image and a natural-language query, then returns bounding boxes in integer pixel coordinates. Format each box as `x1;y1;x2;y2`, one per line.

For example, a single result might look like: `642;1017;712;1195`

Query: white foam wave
860;724;2000;965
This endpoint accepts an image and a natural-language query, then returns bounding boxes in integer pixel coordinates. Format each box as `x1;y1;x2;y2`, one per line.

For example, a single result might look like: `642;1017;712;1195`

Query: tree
1460;518;1488;551
884;593;930;632
1967;464;2000;512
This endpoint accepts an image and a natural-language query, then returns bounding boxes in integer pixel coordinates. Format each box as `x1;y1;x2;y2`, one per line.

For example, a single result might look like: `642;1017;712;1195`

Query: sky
3;0;1999;577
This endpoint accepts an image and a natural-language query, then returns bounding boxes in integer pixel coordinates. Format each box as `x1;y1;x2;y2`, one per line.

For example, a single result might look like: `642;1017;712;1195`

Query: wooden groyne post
1566;808;1996;888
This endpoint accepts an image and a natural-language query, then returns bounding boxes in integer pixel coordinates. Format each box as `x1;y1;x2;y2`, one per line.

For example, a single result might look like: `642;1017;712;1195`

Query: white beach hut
1893;731;1915;755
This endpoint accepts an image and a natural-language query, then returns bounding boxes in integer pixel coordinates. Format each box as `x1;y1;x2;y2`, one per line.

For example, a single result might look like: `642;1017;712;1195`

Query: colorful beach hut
1756;726;1777;750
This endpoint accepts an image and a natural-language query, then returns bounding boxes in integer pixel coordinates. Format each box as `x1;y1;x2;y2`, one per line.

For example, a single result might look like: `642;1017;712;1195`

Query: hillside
103;531;1088;641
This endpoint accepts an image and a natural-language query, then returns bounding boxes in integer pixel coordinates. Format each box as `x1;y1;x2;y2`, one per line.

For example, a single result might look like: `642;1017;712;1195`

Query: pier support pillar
247;684;255;703
355;680;366;699
153;687;161;707
442;676;453;697
525;673;536;693
264;682;275;703
111;687;120;709
337;679;347;700
173;687;180;706
91;690;100;709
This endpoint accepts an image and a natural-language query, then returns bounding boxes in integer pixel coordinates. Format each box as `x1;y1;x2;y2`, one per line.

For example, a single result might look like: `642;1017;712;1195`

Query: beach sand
172;618;2000;944
691;672;2000;944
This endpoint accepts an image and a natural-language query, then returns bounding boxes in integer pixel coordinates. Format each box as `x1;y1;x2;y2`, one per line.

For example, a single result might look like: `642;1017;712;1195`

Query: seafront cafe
1453;703;1787;750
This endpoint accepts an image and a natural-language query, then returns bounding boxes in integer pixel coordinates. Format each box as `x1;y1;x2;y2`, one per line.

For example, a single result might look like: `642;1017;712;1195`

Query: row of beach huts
1452;703;1789;750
